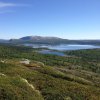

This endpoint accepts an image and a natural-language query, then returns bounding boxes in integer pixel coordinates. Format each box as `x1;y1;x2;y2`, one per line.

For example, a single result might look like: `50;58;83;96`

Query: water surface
24;44;100;56
48;44;100;51
24;44;100;51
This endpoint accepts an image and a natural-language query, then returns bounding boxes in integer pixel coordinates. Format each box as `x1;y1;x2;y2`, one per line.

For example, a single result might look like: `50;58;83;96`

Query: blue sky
0;0;100;39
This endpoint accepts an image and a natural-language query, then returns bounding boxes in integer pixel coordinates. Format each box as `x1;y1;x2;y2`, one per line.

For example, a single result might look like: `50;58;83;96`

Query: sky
0;0;100;39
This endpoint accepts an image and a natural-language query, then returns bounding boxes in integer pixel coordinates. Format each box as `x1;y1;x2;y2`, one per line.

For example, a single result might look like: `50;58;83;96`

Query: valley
1;0;100;99
0;44;100;100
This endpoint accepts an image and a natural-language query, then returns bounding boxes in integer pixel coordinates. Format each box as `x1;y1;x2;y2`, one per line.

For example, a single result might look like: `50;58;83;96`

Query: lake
47;44;100;51
24;44;100;51
24;44;100;56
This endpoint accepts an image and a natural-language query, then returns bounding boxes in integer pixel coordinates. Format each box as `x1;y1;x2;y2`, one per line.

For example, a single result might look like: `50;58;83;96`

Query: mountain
0;39;9;43
9;36;68;44
20;36;62;40
0;36;100;45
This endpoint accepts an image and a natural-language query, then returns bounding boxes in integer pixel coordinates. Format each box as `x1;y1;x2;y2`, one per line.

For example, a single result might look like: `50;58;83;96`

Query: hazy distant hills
0;39;8;43
20;36;62;40
9;36;68;44
0;36;100;45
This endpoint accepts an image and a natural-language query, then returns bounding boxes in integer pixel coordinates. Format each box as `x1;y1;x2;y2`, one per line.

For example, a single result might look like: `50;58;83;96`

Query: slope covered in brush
0;44;100;100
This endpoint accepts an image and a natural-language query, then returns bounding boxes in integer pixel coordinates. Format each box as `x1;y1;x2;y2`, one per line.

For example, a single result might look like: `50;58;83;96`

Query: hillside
0;44;100;100
9;36;67;45
1;36;100;45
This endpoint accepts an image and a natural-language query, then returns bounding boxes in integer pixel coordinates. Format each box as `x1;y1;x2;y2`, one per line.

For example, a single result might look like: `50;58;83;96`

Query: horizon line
0;35;100;40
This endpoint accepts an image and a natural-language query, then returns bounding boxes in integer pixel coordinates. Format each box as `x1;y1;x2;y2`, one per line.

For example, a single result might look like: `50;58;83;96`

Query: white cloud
0;2;29;8
0;2;29;14
0;2;17;8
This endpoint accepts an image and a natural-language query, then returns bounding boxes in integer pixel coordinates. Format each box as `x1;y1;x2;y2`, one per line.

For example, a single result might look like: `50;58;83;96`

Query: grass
0;44;100;100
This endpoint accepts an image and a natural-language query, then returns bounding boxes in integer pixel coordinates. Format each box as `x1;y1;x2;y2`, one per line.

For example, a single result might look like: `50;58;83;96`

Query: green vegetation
0;44;100;100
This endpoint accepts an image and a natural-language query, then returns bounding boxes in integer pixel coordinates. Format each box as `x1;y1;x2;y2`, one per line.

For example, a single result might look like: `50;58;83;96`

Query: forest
0;44;100;100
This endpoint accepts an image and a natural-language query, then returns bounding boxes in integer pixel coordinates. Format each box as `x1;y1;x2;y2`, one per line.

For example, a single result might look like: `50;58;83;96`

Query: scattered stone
21;77;40;94
20;59;30;64
0;60;5;63
0;73;6;76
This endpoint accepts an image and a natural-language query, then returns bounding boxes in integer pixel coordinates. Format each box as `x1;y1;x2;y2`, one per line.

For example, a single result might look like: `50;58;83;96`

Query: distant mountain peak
2;36;99;45
19;36;62;41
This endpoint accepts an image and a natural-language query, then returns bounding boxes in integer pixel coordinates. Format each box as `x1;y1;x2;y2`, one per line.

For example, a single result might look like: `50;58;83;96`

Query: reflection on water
24;44;100;51
48;44;100;50
24;44;100;56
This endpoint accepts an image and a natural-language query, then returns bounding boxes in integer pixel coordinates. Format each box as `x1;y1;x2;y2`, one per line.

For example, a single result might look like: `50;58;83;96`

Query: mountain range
0;36;100;45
